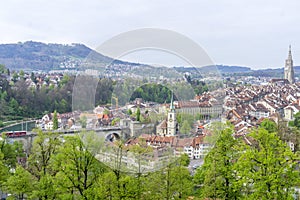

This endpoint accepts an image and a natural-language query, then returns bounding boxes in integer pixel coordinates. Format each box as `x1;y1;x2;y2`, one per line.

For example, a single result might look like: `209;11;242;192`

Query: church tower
167;93;177;136
284;45;295;84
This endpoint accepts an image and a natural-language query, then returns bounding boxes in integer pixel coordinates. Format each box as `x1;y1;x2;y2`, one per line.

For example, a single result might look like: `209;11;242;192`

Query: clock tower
167;93;177;136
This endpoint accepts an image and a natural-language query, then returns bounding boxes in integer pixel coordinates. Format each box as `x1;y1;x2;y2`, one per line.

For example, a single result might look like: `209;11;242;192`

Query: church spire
170;92;175;111
284;45;295;84
288;45;292;59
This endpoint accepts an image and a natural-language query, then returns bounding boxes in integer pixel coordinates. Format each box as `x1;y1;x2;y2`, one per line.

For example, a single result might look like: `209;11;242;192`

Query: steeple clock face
169;118;173;122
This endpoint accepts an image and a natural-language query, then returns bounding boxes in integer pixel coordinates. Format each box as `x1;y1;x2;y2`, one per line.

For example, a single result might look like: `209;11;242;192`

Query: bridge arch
105;132;121;142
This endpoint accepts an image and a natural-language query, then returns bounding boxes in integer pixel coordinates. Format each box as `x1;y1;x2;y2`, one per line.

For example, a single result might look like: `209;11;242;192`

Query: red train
5;131;27;138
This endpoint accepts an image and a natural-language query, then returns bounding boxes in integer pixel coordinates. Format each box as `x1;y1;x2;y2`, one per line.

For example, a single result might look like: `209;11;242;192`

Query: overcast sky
0;0;299;69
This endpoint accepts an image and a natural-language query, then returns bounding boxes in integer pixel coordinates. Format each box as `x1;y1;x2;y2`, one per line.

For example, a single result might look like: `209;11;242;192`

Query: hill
174;65;251;74
0;41;141;71
201;65;252;73
0;41;297;79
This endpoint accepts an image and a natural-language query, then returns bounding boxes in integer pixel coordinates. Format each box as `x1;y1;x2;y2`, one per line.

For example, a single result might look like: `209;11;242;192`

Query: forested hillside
0;41;140;71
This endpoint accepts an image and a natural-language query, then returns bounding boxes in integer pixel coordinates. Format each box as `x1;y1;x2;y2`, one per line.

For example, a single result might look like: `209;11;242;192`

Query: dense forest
0;119;299;199
129;83;173;103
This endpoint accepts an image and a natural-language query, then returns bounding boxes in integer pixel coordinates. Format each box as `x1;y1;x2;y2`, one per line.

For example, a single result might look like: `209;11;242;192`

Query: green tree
277;115;300;152
53;110;58;130
260;118;277;133
95;171;118;199
59;74;70;87
0;136;24;168
194;127;241;200
136;107;141;122
145;158;193;200
204;121;232;145
8;98;19;115
176;113;194;128
128;109;132;115
79;115;87;128
53;132;106;200
59;99;68;113
128;142;153;199
180;120;191;134
179;153;190;167
30;72;37;84
19;70;25;80
0;64;6;74
0;151;9;194
111;118;120;126
12;72;19;83
235;128;300;199
5;165;34;199
129;83;173;103
27;130;61;199
292;112;300;128
109;140;125;199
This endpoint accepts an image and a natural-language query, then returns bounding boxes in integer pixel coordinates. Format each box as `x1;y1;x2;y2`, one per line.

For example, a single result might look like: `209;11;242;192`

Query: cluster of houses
124;133;211;160
12;71;65;89
223;81;300;151
36;109;117;131
224;82;300;127
36;111;79;130
122;79;300;158
35;77;300;160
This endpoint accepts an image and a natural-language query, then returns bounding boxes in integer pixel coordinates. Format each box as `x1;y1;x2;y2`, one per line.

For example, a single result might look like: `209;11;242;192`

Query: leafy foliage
5;165;34;199
194;126;300;199
52;110;58;130
260;118;277;133
180;120;191;134
53;134;106;199
79;115;87;128
235;129;300;199
194;127;241;199
0;135;24;168
0;125;299;199
130;83;173;103
136;107;141;122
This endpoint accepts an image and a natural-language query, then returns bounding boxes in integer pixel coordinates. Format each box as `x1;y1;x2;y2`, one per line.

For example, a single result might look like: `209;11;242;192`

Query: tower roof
170;93;175;111
288;45;292;59
284;45;295;84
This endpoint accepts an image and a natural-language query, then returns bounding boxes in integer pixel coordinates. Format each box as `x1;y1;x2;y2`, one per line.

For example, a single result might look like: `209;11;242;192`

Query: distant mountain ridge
0;41;297;78
0;41;141;71
173;65;252;74
202;65;252;73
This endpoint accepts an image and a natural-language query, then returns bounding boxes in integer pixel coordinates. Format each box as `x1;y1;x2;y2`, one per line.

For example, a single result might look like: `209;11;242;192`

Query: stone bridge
5;126;130;154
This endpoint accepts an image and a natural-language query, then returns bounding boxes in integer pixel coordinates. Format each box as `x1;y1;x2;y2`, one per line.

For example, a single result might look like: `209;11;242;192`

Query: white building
284;105;300;121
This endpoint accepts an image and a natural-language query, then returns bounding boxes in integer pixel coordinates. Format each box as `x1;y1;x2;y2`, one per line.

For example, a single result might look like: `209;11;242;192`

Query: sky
0;0;299;69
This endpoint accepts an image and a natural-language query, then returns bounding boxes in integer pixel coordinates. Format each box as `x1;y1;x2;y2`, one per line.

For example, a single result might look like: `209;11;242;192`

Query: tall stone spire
287;45;293;60
169;92;175;111
284;45;295;84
